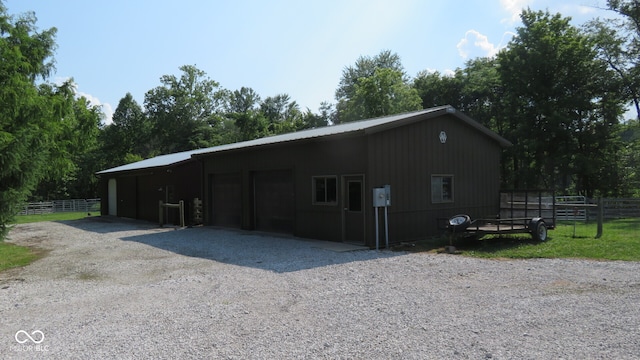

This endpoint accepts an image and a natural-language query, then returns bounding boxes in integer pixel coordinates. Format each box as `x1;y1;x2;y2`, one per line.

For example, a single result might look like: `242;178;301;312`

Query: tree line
2;1;640;239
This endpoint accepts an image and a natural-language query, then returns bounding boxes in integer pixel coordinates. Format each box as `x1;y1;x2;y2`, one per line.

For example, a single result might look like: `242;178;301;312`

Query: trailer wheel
531;220;548;242
448;214;471;233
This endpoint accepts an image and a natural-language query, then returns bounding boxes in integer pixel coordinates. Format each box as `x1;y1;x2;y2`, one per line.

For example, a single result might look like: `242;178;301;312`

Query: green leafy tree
260;94;304;134
0;5;67;238
22;81;74;200
586;20;637;120
339;67;422;122
618;119;640;196
145;65;224;154
497;9;625;196
335;50;404;102
230;111;268;141
35;93;104;199
68;96;104;198
581;0;640;195
413;58;504;131
301;101;333;129
457;58;505;131
114;93;152;158
226;86;261;114
413;70;463;110
586;0;640;120
335;50;421;123
100;93;154;169
223;87;269;141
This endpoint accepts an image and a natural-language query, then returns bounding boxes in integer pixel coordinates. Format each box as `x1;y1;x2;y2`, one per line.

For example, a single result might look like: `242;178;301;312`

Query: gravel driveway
1;218;639;359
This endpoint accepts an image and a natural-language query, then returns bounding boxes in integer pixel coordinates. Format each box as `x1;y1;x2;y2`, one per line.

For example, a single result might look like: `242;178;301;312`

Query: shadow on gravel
393;234;546;255
61;217;402;273
57;216;159;234
454;235;541;253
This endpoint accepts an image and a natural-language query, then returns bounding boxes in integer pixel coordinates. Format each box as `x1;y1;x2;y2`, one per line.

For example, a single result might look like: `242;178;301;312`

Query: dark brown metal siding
201;136;367;240
106;161;202;224
199;113;502;246
137;174;164;222
295;139;367;241
117;176;137;219
367;114;502;242
171;161;203;224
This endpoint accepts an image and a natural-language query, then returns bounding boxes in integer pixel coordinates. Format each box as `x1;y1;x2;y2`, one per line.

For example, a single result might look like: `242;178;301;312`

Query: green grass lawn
12;212;98;224
0;242;44;272
0;212;95;272
396;218;640;261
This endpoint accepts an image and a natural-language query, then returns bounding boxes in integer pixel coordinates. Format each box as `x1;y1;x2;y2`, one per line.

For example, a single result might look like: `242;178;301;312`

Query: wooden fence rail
554;197;640;221
597;198;640;219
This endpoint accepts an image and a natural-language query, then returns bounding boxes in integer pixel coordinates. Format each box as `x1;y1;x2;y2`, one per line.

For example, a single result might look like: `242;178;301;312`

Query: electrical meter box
373;188;386;207
372;186;391;207
384;184;391;206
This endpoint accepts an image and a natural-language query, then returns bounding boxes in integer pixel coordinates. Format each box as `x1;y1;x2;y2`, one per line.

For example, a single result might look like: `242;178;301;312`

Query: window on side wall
431;175;454;203
313;176;337;205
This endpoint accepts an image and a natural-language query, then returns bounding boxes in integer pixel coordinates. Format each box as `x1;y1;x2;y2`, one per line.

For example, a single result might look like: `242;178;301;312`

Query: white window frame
312;176;338;205
431;175;454;203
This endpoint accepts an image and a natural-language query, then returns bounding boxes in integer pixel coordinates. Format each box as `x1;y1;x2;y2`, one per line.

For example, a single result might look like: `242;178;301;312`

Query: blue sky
5;0;616;124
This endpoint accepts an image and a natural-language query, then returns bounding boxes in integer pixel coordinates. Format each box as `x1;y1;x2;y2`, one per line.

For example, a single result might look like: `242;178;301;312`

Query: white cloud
443;69;456;77
457;30;502;59
417;68;456;77
101;103;114;125
500;0;532;24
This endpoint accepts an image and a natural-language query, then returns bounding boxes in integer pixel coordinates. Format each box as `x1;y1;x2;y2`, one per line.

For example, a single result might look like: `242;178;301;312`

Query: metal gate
555;196;587;221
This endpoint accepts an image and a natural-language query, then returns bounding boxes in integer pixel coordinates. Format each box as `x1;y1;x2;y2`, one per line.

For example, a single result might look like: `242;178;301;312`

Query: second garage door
254;170;294;233
211;172;242;228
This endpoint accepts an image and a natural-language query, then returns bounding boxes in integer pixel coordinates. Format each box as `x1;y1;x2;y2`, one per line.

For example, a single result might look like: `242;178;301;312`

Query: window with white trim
431;175;454;203
312;176;337;205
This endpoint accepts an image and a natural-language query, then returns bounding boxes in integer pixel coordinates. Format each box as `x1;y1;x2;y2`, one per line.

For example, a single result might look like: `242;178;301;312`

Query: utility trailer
447;190;556;241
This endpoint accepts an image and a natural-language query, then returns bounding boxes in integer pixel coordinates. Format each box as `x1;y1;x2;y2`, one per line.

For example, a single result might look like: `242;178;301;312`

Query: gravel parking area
1;218;640;359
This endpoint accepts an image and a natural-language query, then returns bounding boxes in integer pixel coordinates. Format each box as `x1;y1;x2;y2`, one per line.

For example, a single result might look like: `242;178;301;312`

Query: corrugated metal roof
96;148;209;174
97;106;511;175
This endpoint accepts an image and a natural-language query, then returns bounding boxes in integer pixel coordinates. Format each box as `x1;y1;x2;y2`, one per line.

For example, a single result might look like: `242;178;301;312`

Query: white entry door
108;178;117;216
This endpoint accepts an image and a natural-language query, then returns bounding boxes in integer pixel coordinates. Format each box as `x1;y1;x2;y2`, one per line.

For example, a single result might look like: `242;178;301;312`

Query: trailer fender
448;214;471;233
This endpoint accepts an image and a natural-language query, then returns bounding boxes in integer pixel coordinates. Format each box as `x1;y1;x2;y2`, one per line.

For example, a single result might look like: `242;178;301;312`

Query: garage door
254;170;294;233
211;173;242;228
